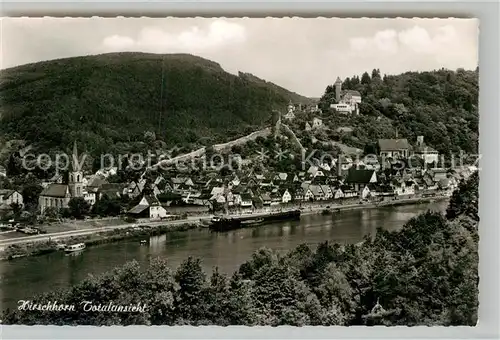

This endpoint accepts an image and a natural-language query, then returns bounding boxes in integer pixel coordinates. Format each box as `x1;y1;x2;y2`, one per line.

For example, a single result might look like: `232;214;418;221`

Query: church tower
68;141;84;198
334;77;342;102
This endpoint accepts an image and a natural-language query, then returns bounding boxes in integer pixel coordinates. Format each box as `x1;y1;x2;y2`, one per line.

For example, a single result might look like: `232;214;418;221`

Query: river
0;200;448;312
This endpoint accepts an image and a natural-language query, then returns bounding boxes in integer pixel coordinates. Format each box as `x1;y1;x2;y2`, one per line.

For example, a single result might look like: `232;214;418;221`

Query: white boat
64;243;86;253
55;243;67;250
211;216;222;223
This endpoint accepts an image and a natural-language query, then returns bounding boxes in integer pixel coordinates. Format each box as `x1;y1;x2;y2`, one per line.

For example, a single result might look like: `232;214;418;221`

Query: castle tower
334;77;343;102
68;141;84;197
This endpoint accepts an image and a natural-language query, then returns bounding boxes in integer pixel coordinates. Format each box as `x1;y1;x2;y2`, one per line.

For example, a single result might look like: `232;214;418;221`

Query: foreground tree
68;197;91;219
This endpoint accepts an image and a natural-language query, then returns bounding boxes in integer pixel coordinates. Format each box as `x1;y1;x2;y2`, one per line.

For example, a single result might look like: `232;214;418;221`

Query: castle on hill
330;77;362;115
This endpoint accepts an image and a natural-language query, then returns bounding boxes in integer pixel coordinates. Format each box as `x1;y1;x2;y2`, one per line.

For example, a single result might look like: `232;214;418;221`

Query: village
0;76;478;231
0;130;476;231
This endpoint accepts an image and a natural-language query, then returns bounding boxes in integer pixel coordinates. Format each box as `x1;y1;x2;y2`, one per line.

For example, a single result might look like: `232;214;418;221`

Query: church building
38;142;85;214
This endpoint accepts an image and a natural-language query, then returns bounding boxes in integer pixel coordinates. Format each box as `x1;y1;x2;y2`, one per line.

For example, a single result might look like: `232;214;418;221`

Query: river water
0;200;448;312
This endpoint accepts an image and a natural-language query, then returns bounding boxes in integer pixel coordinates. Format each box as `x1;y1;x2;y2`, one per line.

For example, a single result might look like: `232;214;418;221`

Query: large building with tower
330;77;362;114
38;142;85;213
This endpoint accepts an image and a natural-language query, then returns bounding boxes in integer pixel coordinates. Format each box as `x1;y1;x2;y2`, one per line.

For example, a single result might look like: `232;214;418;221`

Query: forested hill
319;68;479;154
0;52;311;157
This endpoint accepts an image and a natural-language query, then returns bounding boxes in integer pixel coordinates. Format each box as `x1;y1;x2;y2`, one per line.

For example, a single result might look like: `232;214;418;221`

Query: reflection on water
0;201;447;312
65;250;85;257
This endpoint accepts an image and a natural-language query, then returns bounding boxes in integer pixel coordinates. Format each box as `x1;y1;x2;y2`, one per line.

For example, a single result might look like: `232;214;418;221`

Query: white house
360;186;371;199
309;185;325;200
320;163;331;172
280;189;292;203
240;194;253;208
312;117;323;129
413;136;439;164
127;195;169;221
333;187;344;199
0;190;24;208
319;185;333;200
393;180;416;196
83;190;97;206
304;188;315;201
307;166;325;178
284;101;296;120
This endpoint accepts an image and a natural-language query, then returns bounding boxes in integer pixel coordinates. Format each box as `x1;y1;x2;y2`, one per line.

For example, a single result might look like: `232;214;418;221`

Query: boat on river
64;243;86;253
240;218;264;227
209;210;301;232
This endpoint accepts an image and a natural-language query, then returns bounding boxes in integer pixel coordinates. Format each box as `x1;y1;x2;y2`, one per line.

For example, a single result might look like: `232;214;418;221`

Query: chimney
417;136;424;146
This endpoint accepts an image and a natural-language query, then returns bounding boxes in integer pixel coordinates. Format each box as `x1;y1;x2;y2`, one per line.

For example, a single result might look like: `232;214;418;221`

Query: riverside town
0;17;479;328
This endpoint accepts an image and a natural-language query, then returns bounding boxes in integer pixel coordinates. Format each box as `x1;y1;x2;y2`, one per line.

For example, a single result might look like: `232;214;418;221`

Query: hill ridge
0;52;312;160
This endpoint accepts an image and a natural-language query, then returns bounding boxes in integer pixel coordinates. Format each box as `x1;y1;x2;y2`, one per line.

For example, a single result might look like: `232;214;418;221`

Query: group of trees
319;68;479;155
2;172;479;326
43;195;123;221
0;53;309;159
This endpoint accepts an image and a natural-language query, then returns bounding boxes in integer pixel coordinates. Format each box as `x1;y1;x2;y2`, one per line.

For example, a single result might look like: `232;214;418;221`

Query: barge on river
209;210;301;232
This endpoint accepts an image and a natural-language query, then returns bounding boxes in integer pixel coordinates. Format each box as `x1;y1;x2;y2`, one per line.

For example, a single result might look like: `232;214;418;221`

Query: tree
446;171;479;222
21;184;43;208
144;131;156;144
141;258;177;325
1;175;479;327
371;68;381;80
68;197;91;219
206;267;231;325
6;152;23;177
10;202;23;220
361;72;371;85
174;257;208;324
44;206;59;219
227;272;257;325
92;195;121;217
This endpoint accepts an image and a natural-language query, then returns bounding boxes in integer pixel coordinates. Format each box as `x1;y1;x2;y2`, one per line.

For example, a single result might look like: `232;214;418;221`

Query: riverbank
0;195;449;261
0;222;201;261
301;195;450;216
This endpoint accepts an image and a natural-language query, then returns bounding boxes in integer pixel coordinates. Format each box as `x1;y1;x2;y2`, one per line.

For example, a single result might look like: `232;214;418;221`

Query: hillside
0;52;312;158
318;68;479;155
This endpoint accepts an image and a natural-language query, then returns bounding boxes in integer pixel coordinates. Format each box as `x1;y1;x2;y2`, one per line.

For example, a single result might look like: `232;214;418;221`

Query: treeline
319;68;479;155
1;172;478;326
0;52;309;158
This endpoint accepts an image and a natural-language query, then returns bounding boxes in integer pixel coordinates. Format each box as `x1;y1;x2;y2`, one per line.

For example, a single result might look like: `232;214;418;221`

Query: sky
0;17;478;97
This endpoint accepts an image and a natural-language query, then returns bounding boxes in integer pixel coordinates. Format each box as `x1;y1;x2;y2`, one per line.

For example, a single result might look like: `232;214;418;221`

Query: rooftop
345;169;376;184
378;139;410;151
40;184;69;198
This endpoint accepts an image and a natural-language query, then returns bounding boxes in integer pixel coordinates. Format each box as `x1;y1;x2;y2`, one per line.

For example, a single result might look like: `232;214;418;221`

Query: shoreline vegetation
0;173;478;326
0;195;448;261
1;196;448;260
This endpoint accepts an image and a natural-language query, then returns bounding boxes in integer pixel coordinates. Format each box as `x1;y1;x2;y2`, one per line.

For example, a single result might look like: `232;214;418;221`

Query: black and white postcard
0;17;481;329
